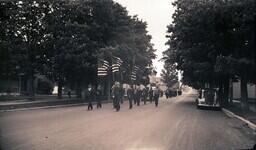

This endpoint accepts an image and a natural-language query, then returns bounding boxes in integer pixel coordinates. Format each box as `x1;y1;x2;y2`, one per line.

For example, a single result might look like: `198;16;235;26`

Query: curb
0;99;84;111
0;100;111;113
0;103;85;113
222;108;256;132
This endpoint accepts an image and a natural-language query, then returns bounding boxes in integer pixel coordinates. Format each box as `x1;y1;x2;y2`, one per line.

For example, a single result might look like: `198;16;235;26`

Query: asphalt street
0;89;255;150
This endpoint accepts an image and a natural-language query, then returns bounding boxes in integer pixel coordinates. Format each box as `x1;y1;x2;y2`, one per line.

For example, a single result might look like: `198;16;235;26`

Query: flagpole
113;72;115;83
131;55;136;85
107;58;112;101
97;59;111;101
112;56;123;83
120;69;123;84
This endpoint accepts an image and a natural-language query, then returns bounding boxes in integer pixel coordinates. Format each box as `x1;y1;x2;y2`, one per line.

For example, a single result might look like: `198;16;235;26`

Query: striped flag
102;60;110;69
98;59;110;76
131;65;139;80
112;56;123;73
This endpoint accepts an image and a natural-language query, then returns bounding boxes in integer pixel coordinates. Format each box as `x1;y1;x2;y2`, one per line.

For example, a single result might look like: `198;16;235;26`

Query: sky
114;0;175;76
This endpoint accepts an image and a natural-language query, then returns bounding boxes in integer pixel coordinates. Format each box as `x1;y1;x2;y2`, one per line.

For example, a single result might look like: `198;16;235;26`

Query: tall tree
2;1;53;100
87;0;156;84
161;62;178;88
165;0;255;108
50;1;98;98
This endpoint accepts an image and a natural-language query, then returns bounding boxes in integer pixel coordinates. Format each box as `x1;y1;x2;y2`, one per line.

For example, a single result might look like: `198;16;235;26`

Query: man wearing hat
112;82;121;111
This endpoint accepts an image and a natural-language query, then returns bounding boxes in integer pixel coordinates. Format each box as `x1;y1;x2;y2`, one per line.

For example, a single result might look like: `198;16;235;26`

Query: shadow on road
176;99;195;107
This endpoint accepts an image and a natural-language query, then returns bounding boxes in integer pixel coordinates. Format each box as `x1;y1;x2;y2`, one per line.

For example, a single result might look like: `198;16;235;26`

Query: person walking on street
127;85;134;109
142;88;148;105
165;89;169;99
136;86;142;106
149;88;153;103
133;86;137;105
120;86;125;104
111;84;115;109
154;86;160;107
112;82;121;111
87;85;95;110
96;86;102;109
68;89;71;99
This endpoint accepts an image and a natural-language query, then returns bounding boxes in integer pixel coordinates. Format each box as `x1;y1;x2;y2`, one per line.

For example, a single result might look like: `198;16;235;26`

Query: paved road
0;89;255;150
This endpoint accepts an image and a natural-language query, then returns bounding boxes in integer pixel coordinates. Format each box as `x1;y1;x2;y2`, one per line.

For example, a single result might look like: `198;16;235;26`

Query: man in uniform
154;86;160;107
87;85;95;110
136;86;142;106
120;85;125;104
149;87;154;103
127;85;134;109
68;89;71;99
142;88;148;105
96;86;102;108
133;86;137;105
112;82;121;111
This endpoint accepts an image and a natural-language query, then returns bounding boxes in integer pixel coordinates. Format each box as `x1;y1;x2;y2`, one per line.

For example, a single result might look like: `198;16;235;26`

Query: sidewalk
0;95;109;112
223;102;256;131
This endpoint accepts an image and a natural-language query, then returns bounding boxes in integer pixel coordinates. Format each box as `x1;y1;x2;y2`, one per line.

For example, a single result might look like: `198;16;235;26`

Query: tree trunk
76;82;82;99
107;69;112;101
57;80;63;99
223;78;230;106
28;74;35;101
240;76;249;110
218;81;224;107
229;79;233;104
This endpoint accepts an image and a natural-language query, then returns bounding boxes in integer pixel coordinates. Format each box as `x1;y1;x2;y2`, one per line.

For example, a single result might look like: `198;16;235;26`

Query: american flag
98;59;110;76
112;56;123;73
131;65;139;80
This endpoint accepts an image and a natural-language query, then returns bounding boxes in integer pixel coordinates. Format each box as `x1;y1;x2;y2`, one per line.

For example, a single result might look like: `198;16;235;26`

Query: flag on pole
98;59;110;76
112;56;123;73
102;60;110;69
131;65;139;80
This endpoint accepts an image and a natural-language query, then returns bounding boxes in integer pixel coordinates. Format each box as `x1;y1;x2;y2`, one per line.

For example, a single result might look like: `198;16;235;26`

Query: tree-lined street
0;89;255;150
1;0;255;149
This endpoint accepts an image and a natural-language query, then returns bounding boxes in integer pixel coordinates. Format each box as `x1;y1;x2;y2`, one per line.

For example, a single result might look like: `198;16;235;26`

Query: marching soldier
87;85;95;110
96;86;102;109
154;86;160;107
120;86;125;104
112;82;121;111
149;88;153;103
142;88;148;105
68;89;71;99
127;85;134;109
136;86;142;106
133;86;137;105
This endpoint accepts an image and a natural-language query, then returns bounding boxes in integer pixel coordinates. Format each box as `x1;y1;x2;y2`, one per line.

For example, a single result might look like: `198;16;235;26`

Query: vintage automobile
196;89;221;110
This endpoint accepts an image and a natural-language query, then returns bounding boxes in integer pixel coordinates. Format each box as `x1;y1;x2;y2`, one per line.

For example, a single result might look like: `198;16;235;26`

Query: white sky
114;0;175;76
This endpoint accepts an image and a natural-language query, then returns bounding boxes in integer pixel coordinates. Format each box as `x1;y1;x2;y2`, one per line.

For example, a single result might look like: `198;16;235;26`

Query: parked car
168;90;177;97
196;89;221;110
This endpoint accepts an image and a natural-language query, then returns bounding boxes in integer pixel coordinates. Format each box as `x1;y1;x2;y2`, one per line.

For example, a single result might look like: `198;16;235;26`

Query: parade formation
86;81;164;111
0;0;255;149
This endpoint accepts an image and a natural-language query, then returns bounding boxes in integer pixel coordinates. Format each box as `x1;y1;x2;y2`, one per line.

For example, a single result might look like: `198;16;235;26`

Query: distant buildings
149;74;167;91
